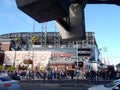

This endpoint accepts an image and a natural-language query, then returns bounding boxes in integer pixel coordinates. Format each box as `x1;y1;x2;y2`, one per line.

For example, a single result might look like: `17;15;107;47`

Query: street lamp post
13;36;20;69
76;41;79;69
13;48;16;68
76;41;80;84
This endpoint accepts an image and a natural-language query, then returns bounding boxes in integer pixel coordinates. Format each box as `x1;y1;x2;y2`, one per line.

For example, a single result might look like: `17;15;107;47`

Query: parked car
0;72;20;81
88;79;120;90
0;76;20;90
9;74;21;80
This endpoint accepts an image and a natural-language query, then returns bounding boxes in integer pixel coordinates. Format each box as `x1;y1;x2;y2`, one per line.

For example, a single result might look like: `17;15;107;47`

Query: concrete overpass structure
15;0;120;41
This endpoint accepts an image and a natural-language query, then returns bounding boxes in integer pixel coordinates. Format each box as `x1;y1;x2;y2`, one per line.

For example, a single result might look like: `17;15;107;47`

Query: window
0;76;11;82
104;81;120;88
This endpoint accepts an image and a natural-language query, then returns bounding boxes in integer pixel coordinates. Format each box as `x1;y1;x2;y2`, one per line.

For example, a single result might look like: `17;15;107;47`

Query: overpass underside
16;0;120;41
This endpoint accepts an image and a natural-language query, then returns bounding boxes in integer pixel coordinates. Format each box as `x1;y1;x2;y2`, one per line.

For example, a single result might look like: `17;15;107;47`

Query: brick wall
1;42;10;51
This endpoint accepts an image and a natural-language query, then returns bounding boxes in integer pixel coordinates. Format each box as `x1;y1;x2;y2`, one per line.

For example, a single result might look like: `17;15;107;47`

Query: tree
13;36;21;68
0;65;2;71
29;36;38;70
14;36;21;42
30;36;38;45
14;36;21;45
14;36;21;50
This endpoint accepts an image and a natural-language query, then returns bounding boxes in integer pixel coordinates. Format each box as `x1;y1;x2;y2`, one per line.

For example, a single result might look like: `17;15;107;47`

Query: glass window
0;76;11;82
104;81;120;88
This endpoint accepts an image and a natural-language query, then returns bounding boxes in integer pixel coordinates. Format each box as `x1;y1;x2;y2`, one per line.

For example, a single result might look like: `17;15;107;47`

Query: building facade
0;32;102;72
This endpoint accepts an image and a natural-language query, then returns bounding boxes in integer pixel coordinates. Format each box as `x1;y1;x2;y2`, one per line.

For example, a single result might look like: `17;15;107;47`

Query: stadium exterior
0;32;104;72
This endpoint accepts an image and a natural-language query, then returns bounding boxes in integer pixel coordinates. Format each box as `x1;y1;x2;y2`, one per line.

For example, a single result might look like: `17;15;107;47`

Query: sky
0;0;120;65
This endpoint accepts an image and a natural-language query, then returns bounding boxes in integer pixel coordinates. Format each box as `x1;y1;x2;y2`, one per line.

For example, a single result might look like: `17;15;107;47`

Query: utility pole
13;49;16;68
41;23;47;48
76;41;79;68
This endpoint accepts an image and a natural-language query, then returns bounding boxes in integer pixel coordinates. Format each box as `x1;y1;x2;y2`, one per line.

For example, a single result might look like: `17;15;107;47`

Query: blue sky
0;0;120;65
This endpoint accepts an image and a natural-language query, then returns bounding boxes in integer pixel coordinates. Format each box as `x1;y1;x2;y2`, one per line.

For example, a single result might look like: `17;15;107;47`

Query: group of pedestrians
85;70;120;84
0;69;120;85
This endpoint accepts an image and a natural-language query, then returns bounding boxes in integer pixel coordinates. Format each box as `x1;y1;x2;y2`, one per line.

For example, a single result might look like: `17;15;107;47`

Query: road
19;78;113;90
20;84;90;90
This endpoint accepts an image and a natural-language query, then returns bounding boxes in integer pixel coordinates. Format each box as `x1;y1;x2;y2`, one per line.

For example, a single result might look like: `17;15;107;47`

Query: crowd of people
0;69;120;84
85;70;120;84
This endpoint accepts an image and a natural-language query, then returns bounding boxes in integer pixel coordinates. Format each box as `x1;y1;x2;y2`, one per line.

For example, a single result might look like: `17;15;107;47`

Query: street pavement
19;77;114;87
